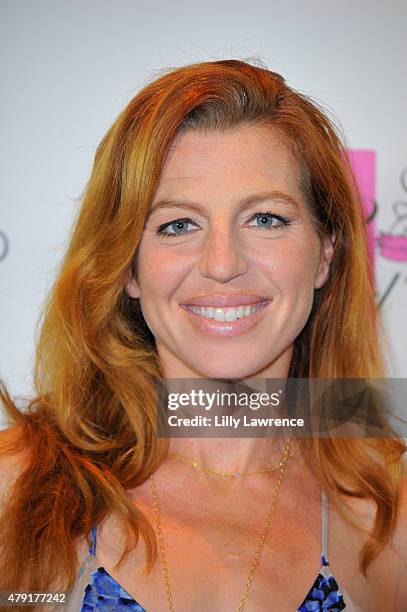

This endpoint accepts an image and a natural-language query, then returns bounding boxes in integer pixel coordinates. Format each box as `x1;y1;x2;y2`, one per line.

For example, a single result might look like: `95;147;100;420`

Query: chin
191;361;267;381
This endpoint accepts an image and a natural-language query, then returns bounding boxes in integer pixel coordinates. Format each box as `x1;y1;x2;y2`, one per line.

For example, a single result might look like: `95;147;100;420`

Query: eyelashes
156;211;291;238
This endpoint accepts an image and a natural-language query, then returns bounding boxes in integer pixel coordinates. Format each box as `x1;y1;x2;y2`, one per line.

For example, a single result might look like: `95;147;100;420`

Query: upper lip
181;294;270;308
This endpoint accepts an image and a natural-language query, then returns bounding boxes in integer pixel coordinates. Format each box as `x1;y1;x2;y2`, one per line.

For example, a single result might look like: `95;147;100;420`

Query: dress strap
88;526;97;557
321;489;329;566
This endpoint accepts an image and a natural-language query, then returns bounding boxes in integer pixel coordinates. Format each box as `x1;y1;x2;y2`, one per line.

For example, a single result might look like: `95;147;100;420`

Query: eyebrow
149;190;301;216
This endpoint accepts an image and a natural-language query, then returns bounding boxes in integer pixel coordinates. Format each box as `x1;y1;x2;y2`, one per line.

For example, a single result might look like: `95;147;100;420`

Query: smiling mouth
181;300;270;322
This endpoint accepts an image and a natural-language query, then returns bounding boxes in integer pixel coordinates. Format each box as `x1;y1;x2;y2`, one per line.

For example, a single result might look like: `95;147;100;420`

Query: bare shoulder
393;475;407;584
388;472;407;569
366;474;407;610
395;472;407;547
0;425;30;504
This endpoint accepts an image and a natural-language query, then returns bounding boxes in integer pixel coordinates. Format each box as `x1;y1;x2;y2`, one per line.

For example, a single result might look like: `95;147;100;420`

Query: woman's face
126;125;333;379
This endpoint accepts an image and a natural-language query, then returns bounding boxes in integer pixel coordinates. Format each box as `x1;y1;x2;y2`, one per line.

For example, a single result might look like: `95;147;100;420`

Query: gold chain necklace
150;437;292;611
168;440;299;478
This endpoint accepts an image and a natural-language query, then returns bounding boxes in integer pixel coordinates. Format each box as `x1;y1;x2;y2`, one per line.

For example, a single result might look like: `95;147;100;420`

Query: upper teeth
187;303;265;321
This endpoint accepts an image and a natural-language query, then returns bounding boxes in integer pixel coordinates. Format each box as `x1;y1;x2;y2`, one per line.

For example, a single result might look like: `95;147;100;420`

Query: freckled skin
127;125;333;380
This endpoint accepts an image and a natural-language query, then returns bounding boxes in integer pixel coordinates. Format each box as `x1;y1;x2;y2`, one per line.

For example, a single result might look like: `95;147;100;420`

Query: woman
0;59;406;611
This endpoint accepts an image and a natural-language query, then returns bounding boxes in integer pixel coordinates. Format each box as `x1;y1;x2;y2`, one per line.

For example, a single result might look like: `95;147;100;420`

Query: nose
197;223;248;283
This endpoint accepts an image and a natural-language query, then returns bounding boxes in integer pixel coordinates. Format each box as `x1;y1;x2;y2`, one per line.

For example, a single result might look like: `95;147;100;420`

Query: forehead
155;125;302;198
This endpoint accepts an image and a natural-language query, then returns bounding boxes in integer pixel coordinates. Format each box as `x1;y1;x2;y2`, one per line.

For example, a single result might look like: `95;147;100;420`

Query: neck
169;437;289;473
161;354;294;474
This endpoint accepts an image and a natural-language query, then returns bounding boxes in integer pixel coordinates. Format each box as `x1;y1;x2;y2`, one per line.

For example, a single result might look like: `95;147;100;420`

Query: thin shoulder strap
88;526;97;557
321;489;329;566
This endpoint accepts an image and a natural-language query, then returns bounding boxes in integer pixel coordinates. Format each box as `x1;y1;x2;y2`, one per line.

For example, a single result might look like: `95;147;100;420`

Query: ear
314;233;335;289
125;271;141;299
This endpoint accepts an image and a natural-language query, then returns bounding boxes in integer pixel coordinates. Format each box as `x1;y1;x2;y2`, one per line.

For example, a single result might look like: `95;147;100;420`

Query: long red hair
0;59;405;600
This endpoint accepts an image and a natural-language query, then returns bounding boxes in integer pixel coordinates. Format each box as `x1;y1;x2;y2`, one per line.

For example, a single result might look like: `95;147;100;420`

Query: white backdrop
1;0;406;428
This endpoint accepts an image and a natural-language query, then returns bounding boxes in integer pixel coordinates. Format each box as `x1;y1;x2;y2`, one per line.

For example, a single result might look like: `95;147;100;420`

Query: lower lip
179;300;271;337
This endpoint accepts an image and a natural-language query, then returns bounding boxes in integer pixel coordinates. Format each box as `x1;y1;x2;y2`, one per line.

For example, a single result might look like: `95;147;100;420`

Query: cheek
137;243;188;297
264;238;320;287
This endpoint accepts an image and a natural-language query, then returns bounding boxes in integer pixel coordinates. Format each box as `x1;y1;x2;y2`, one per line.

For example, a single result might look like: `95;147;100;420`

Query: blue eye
157;218;198;237
249;211;290;231
156;211;291;238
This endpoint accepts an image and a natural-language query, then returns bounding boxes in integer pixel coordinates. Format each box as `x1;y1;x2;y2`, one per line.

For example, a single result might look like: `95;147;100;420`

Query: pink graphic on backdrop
378;166;407;262
346;149;376;274
345;154;407;307
379;232;407;261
